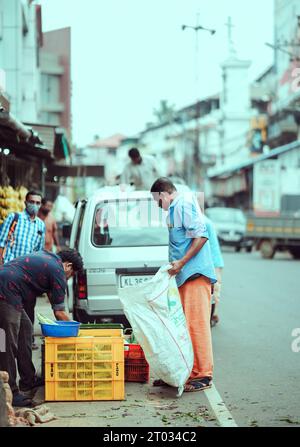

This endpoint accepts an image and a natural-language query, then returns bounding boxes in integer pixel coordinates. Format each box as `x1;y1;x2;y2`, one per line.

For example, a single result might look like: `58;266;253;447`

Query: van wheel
289;248;300;259
73;308;90;323
260;240;276;259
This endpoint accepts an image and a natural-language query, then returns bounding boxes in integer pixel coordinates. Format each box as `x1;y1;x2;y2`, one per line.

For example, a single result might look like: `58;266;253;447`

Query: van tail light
77;270;87;300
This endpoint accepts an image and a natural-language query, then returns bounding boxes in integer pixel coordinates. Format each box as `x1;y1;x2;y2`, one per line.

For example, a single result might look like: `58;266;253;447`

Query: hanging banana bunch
0;186;29;225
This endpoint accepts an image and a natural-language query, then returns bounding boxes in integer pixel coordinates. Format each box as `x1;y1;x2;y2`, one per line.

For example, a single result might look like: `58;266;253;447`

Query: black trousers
23;297;37;343
0;301;36;395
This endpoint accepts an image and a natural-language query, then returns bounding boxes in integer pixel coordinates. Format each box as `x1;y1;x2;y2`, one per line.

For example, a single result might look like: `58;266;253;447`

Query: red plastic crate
124;344;145;360
125;359;150;383
124;344;149;383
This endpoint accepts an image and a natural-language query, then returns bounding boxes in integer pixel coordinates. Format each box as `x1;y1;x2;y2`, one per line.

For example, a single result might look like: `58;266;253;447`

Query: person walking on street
121;148;161;190
38;198;61;252
203;214;224;327
0;249;83;407
0;190;45;265
0;190;46;350
151;178;217;392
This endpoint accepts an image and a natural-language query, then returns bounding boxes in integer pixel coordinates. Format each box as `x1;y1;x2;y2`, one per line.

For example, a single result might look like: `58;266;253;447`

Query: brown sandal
184;378;212;392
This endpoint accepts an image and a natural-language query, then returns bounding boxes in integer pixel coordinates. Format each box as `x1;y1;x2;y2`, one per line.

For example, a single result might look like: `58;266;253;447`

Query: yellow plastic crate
78;328;123;337
45;336;124;401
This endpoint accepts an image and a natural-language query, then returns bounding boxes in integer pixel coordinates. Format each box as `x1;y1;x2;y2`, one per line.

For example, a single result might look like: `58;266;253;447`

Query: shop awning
47;164;105;178
211;172;247;197
0;111;32;140
54;131;71;161
24;123;72;161
0;112;52;159
208;140;300;180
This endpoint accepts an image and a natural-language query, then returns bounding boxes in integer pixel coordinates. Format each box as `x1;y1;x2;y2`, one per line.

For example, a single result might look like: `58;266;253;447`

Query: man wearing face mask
150;178;216;393
0;190;45;265
38;198;61;252
0;248;83;407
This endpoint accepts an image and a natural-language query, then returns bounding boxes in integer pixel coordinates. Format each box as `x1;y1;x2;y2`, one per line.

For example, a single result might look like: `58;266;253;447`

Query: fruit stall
0;186;28;226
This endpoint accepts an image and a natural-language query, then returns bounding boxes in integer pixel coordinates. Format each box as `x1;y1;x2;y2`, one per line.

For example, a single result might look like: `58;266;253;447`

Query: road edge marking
205;383;238;427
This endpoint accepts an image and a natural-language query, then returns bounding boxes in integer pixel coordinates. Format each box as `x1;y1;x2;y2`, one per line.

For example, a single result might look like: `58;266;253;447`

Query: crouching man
151;178;216;392
0;249;83;407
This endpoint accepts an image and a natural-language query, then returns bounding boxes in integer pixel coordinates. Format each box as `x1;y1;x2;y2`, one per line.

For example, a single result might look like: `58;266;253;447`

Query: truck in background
245;212;300;259
245;160;300;259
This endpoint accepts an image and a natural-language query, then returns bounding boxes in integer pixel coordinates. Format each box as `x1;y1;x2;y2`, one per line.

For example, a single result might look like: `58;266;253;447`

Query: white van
66;187;169;324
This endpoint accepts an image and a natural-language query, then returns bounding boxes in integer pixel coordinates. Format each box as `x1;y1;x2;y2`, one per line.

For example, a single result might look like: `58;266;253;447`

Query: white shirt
121;155;161;190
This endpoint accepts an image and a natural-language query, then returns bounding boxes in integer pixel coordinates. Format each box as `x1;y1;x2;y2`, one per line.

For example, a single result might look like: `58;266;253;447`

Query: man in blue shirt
151;178;216;392
0;190;46;349
0;249;83;407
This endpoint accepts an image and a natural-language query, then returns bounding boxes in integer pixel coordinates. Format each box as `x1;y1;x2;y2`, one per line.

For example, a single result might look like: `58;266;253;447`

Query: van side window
93;202;113;246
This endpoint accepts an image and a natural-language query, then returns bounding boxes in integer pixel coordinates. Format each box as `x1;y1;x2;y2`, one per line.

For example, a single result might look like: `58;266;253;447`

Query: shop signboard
253;160;281;215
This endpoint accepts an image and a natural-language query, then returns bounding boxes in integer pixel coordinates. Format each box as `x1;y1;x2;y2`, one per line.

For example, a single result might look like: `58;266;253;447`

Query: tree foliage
153;99;176;124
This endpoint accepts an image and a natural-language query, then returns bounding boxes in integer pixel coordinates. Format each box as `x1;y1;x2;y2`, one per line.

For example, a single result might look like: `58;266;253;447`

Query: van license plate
120;275;153;288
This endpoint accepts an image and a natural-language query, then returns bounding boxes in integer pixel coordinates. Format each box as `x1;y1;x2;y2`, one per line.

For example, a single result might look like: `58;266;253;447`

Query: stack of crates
44;334;125;401
124;344;150;383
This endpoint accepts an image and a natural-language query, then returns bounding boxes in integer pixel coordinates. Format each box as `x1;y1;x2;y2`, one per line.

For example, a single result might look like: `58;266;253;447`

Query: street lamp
181;18;216;189
182;24;216;35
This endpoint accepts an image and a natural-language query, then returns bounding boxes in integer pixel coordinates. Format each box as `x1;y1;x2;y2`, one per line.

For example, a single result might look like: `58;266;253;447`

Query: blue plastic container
40;321;81;337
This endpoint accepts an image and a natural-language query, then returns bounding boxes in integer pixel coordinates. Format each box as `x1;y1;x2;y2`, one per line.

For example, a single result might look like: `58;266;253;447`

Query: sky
39;0;274;147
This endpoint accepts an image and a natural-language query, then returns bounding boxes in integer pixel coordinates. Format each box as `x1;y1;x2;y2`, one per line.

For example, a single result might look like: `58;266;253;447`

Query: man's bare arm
54;310;70;321
53;223;61;250
168;237;208;276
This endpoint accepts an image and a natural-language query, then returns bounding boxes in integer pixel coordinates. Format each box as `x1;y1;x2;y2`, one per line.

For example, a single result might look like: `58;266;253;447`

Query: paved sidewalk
31;297;218;428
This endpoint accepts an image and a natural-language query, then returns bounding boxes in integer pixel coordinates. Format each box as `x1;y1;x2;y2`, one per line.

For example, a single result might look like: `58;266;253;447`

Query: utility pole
182;15;216;190
219;16;236;165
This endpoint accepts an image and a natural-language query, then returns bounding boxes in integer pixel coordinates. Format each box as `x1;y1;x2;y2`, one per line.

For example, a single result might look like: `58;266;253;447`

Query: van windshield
92;199;169;247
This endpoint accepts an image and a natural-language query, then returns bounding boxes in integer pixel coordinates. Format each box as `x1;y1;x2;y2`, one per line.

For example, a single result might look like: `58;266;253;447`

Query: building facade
0;0;73;204
206;1;300;210
71;134;126;199
39;27;72;140
0;0;42;122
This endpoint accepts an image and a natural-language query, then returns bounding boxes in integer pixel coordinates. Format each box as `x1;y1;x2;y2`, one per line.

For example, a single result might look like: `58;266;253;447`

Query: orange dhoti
179;276;213;381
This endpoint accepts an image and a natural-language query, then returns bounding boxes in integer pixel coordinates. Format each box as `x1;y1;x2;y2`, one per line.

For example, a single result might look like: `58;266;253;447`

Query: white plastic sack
118;265;194;396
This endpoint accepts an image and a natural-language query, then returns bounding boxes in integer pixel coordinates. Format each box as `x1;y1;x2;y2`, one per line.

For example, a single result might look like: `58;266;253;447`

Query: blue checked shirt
0;210;45;263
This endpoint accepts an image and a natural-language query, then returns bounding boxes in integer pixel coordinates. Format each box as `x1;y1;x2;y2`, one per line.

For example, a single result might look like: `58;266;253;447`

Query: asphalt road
31;249;300;428
212;248;300;427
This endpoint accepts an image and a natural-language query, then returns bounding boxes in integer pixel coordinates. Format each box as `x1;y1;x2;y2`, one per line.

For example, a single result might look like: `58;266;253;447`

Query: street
1;0;300;433
32;249;300;428
213;249;300;427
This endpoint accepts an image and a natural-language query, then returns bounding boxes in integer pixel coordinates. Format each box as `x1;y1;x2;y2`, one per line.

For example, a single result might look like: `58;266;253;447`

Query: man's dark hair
25;190;43;201
57;249;84;273
128;148;140;159
41;198;52;206
150;177;177;194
